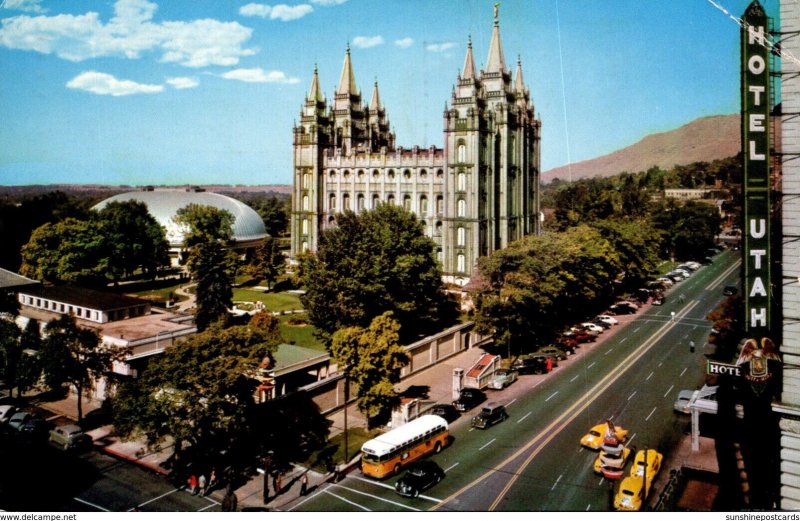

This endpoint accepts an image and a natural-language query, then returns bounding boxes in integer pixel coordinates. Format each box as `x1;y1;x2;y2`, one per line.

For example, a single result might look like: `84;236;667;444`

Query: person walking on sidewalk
689;340;695;353
300;473;308;496
188;474;198;495
222;485;238;512
198;473;207;496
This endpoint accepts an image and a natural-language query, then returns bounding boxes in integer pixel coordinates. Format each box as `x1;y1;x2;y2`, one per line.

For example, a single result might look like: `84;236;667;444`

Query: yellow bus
361;415;449;479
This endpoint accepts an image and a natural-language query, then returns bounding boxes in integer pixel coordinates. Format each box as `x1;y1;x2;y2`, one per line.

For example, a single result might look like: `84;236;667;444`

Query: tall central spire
337;44;357;96
486;3;506;74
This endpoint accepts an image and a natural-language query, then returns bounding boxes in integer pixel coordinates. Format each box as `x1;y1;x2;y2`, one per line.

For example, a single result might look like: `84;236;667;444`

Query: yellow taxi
593;446;631;475
630;449;663;480
580;422;629;449
613;475;650;511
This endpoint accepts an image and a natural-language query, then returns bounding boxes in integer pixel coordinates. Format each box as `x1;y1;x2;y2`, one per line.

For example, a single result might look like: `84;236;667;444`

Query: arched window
357;194;365;211
303;173;311;189
329;170;337;179
457;198;466;217
457;226;466;246
302;195;310;211
420;195;428;216
435;221;443;235
372;194;380;208
343;170;351;179
372;169;380;179
329;193;336;210
357;170;365;179
301;219;309;235
436;169;444;178
302;241;309;252
403;169;412;180
403;194;412;211
343;193;351;210
420;169;428;179
458;172;466;191
458;143;466;163
457;254;466;273
388;170;396;180
388;194;396;206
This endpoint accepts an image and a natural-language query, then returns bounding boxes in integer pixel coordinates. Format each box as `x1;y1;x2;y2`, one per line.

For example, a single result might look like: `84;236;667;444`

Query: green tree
300;205;453;343
0;320;22;398
20;218;108;286
96;200;170;282
112;312;283;472
248;237;285;290
593;219;661;289
651;199;721;260
175;204;237;331
329;312;409;426
40;315;129;421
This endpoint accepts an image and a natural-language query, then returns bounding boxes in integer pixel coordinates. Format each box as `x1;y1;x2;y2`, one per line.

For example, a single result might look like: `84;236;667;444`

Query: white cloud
2;0;47;13
220;67;299;84
310;0;347;5
239;3;313;21
166;76;199;89
66;71;163;96
425;42;456;53
0;0;255;68
394;37;413;49
352;35;384;49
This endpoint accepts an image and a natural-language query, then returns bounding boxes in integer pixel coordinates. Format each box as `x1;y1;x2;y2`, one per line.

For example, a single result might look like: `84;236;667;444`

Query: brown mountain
542;114;740;184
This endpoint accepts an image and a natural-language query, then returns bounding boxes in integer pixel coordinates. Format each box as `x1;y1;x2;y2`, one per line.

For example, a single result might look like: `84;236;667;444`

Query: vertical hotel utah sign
741;0;771;336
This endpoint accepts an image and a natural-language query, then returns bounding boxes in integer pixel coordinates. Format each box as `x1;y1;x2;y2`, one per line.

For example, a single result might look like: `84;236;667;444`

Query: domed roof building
93;188;267;264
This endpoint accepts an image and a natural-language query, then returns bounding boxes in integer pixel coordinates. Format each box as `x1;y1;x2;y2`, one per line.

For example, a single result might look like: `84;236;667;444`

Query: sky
0;0;782;187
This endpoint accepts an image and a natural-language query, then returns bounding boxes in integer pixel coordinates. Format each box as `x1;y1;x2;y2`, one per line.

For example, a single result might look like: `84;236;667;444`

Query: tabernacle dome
93;188;267;255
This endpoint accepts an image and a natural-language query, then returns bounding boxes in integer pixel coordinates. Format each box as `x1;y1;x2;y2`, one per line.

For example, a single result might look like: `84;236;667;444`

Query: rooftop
20;285;147;311
0;268;39;290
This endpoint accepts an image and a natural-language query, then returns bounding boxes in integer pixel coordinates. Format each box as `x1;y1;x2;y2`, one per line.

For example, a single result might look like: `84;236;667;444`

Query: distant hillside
0;184;292;199
542;114;740;184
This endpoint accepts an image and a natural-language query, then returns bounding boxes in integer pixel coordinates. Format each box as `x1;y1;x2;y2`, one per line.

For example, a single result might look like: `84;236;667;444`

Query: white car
595;315;619;327
579;322;605;334
685;261;701;270
0;405;16;424
656;277;674;287
8;411;32;431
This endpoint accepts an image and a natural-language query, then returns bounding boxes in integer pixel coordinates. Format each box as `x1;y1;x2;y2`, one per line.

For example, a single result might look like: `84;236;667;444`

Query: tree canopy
300;204;454;343
329;312;409;426
112;312;285;472
175;204;237;331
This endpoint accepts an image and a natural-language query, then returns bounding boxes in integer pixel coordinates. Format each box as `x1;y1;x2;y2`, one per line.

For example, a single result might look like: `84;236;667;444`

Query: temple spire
307;63;324;103
486;3;506;73
370;78;381;111
462;34;477;80
514;56;525;93
337;44;357;96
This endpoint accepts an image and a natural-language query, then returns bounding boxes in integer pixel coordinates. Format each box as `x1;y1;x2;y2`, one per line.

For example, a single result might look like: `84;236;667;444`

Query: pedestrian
679;294;686;304
198;473;207;496
208;467;217;491
188;474;198;495
670;311;676;322
300;473;308;496
221;485;238;512
689;341;695;353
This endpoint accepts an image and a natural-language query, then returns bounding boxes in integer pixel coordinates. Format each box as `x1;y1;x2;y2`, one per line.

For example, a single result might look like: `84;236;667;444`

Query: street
290;250;739;511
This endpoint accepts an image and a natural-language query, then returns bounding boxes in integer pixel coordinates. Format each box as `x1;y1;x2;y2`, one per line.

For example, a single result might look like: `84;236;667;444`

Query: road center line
517;411;533;423
444;462;460;472
479;438;496;451
551;474;563;491
646;407;657;421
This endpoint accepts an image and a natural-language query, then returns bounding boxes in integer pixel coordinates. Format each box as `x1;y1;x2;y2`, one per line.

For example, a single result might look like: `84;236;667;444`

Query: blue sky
0;0;781;186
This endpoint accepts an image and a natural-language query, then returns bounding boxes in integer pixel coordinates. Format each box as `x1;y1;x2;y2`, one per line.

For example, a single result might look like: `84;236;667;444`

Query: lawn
123;280;188;304
232;289;303;312
278;315;325;349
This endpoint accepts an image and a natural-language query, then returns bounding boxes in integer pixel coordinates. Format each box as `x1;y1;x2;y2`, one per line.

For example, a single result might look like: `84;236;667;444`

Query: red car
563;330;595;343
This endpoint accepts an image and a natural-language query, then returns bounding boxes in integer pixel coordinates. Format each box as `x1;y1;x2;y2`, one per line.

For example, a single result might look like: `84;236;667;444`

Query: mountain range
541;114;739;184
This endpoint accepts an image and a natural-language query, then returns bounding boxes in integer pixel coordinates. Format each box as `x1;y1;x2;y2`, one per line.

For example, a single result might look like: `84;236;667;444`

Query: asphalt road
292;250;740;512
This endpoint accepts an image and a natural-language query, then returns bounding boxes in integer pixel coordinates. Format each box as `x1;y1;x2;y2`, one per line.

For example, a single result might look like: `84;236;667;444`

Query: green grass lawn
232;289;303;312
124;280;188;304
278;314;324;349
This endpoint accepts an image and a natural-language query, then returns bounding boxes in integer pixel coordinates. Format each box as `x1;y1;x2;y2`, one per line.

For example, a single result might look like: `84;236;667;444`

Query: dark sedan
427;403;460;423
394;460;445;498
452;388;486;412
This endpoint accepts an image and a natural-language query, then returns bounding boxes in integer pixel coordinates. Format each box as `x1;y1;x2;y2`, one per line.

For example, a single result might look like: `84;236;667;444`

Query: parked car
471;402;508;429
651;294;665;306
427;403;460;423
49;424;92;450
18;418;52;444
535;346;569;361
577;323;604;334
511;354;551;374
630;449;663;480
608;303;637;315
452;388;486;412
723;284;738;296
665;272;685;282
595;315;619;327
0;405;17;424
488;368;519;390
394;460;445;498
656;277;674;287
7;411;32;431
554;337;578;354
562;330;596;343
